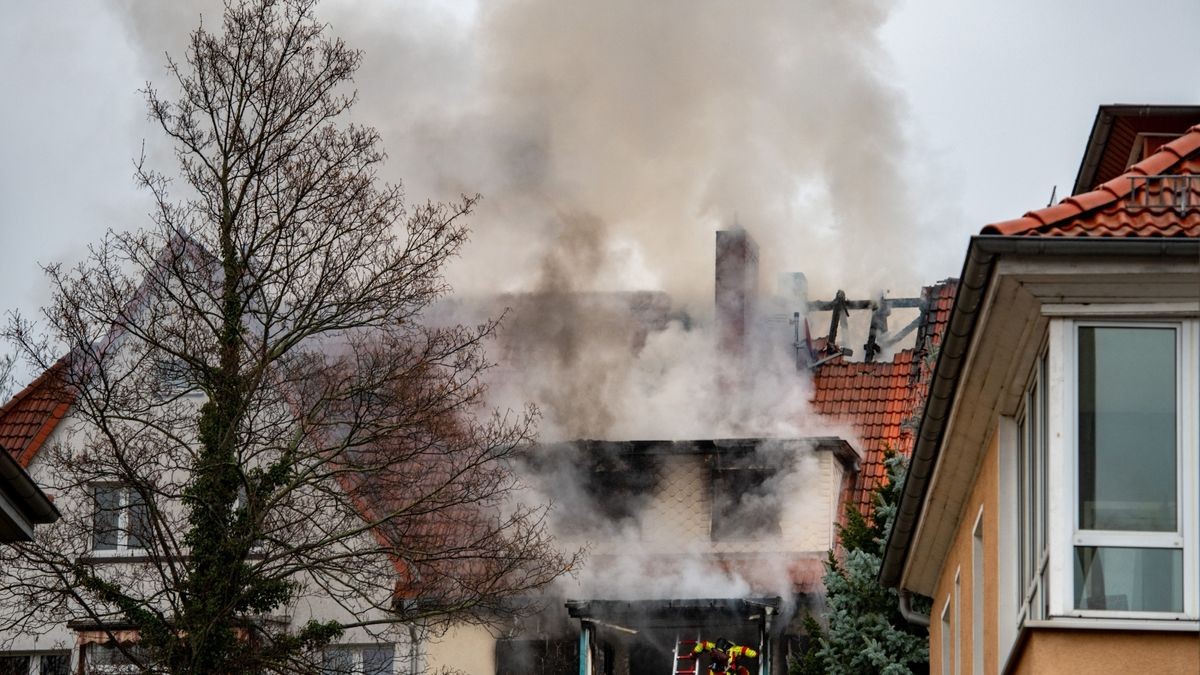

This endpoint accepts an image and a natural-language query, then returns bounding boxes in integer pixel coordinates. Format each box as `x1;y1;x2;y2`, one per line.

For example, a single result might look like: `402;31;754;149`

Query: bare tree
0;1;575;672
0;350;15;401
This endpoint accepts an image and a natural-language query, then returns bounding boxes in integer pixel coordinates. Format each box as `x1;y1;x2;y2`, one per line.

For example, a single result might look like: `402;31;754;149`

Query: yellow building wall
930;427;1000;674
1010;630;1200;675
424;624;496;675
927;425;1200;675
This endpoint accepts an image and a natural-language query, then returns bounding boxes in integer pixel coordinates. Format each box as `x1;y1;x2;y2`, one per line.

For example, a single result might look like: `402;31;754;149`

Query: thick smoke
313;0;923;298
105;0;906;622
106;0;919;436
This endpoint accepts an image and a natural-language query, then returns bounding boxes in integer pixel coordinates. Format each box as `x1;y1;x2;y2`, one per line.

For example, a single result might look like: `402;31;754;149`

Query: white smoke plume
104;0;910;620
104;0;920;432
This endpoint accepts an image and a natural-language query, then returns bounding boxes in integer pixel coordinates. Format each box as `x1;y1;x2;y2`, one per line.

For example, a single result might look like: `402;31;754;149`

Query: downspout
897;589;930;628
759;606;774;675
577;623;592;675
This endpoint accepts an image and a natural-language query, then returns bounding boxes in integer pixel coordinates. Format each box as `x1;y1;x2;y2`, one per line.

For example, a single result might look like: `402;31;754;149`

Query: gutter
879;235;1200;589
0;444;61;532
897;589;930;628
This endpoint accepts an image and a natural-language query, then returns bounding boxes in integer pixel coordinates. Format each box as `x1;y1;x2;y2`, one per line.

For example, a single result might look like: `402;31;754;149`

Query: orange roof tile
810;280;956;514
0;360;73;468
983;126;1200;238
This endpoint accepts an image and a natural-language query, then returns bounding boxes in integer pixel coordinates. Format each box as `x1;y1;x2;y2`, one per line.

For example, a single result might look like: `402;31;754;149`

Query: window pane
93;486;120;550
1077;327;1177;531
86;643;149;672
321;648;353;675
1017;416;1030;591
1074;546;1183;612
40;654;69;675
126;490;150;550
1037;355;1048;559
362;646;394;675
0;655;31;675
711;469;781;540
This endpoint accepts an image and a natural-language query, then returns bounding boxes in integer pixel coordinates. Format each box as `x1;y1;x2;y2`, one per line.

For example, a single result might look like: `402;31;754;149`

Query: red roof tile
0;360;73;467
811;280;957;514
983;126;1200;238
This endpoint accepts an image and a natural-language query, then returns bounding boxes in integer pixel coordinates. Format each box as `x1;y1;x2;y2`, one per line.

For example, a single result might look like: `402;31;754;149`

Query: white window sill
81;549;151;563
1024;618;1200;632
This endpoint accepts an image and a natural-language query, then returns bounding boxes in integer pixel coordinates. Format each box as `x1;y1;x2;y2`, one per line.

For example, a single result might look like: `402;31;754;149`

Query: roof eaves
1071;106;1115;196
0;442;61;528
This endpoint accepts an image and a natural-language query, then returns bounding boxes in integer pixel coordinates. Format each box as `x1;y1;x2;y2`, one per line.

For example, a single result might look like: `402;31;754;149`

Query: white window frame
940;594;952;675
1049;317;1199;621
321;639;424;675
1015;348;1050;626
971;508;984;675
0;651;72;675
91;484;148;556
953;569;961;675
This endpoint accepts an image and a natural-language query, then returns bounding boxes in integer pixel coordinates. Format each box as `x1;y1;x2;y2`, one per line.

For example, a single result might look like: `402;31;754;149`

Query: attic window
555;454;659;533
711;468;781;541
1124;133;1179;168
1126;174;1199;213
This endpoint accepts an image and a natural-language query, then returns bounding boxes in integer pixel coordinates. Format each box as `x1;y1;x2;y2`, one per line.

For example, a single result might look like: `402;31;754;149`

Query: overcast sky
2;0;1199;382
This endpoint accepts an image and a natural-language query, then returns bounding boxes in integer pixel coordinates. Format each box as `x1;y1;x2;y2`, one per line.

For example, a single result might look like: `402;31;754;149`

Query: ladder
672;634;700;675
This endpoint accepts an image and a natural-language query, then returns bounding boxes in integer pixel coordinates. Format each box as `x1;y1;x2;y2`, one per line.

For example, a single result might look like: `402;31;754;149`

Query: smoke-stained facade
418;228;958;674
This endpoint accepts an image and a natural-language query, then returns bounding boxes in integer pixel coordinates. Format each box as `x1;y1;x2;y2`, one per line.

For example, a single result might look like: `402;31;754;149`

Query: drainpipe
898;589;930;628
577;623;592;675
760;606;774;675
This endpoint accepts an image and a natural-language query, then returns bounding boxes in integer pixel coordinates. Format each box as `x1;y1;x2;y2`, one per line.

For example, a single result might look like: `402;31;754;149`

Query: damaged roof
810;280;957;513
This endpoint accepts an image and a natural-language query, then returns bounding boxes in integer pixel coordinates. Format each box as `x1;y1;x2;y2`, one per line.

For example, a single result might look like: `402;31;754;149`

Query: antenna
1046;185;1057;207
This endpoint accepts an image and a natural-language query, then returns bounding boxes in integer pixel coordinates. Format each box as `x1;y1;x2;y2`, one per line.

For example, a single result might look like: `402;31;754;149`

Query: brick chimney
715;228;759;394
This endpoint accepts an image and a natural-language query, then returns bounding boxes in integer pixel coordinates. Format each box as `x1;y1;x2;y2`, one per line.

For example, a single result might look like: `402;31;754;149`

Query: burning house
418;227;957;674
0;221;954;675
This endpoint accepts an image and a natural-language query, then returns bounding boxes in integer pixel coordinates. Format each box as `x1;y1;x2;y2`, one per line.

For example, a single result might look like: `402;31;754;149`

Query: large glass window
1071;323;1187;615
1077;327;1177;532
1005;317;1197;640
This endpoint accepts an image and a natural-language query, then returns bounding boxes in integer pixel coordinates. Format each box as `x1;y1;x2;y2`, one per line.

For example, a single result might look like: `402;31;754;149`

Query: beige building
881;105;1200;674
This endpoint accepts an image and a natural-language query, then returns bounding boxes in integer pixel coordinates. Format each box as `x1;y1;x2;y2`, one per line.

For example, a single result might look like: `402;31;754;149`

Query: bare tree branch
1;2;578;672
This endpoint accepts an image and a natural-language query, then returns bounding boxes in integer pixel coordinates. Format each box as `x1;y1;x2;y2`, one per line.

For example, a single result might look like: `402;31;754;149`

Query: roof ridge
982;126;1200;236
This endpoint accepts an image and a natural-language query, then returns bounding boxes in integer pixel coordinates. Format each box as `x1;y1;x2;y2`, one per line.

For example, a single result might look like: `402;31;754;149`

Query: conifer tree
792;452;929;675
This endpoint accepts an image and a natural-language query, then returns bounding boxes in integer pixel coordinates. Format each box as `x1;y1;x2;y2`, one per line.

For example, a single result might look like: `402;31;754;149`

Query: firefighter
692;637;758;675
